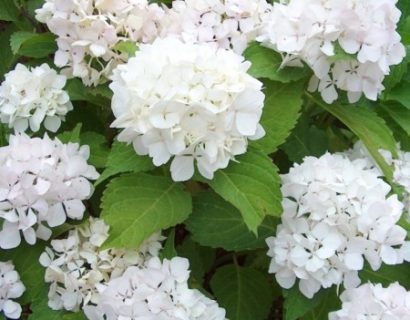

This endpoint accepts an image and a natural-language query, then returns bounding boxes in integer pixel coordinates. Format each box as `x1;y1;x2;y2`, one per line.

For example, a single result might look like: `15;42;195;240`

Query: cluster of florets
329;282;410;319
110;37;265;181
258;0;406;104
39;217;164;312
0;133;99;249
161;0;272;54
0;63;72;132
346;141;410;218
266;152;410;298
0;261;25;319
35;0;165;86
83;256;226;320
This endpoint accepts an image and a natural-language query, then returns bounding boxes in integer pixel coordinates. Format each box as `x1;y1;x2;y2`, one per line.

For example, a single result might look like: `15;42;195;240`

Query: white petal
170;156;195;182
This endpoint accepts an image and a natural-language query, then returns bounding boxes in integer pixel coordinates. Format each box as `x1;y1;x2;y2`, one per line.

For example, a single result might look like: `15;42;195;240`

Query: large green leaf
283;286;338;320
65;78;111;106
210;265;274;320
281;116;329;163
0;0;19;21
177;237;215;283
244;42;310;83
101;173;192;249
360;263;410;290
186;191;277;251
208;147;282;233
11;32;57;58
0;242;46;305
0;25;17;79
252;80;304;154
308;93;397;181
380;103;410;136
385;80;410;109
95;141;154;185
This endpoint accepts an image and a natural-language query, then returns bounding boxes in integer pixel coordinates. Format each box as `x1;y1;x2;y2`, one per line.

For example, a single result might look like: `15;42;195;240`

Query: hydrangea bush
0;0;409;319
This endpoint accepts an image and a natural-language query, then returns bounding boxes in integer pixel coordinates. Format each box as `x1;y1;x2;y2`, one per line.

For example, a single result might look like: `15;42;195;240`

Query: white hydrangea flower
258;0;405;104
0;133;99;249
329;282;410;319
266;152;410;298
39;217;165;312
0;261;25;319
35;0;165;86
110;37;265;181
0;63;73;133
83;256;226;320
346;141;410;219
160;0;272;54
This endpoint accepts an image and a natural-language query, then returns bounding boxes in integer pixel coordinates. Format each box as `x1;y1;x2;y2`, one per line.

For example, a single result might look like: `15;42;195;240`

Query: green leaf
304;289;341;320
0;242;46;305
29;287;87;320
308;93;397;181
57;123;82;143
80;132;110;168
0;0;19;21
114;40;138;57
244;42;310;83
186;191;277;251
0;25;17;79
14;32;57;58
360;263;410;290
386;78;410;109
160;228;177;260
251;80;304;154
177;237;215;283
283;286;338;320
208;147;282;233
380;103;410;136
65;78;111;106
101;173;192;249
95;141;154;186
281;116;329;163
10;31;36;54
210;265;274;320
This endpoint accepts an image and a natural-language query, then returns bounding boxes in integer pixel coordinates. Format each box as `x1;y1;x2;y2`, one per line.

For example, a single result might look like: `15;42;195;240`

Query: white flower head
258;0;405;103
266;152;410;298
84;256;226;320
0;133;99;249
0;261;25;319
346;141;410;221
160;0;272;54
35;0;165;86
0;63;73;132
110;37;265;181
329;282;410;319
39;217;165;312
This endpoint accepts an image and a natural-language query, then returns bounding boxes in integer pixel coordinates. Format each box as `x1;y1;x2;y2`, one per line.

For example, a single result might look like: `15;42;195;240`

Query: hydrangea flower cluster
161;0;272;54
0;261;25;319
258;0;406;104
0;133;99;249
266;152;410;298
35;0;165;86
83;256;226;320
110;37;265;181
346;141;410;217
39;217;164;312
329;282;410;319
0;63;72;133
